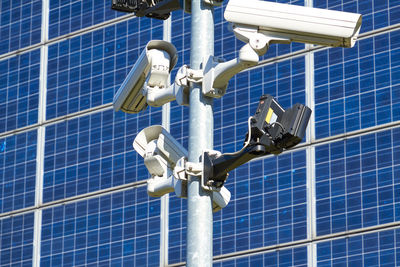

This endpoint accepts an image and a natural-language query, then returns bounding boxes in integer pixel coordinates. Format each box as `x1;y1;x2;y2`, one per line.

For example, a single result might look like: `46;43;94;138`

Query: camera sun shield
275;103;311;149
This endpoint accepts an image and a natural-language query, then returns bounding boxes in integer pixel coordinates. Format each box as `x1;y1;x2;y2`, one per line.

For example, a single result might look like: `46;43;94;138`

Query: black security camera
111;0;183;20
248;94;311;153
202;94;311;188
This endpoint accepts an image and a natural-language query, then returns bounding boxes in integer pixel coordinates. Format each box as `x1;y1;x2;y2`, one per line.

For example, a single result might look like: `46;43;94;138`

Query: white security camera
113;40;178;114
225;0;362;49
133;125;231;212
134;125;187;169
133;125;188;198
202;0;362;98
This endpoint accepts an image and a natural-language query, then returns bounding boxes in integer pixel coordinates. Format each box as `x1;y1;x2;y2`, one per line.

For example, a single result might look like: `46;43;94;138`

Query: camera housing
133;125;231;212
225;0;362;48
111;0;189;20
113;40;178;114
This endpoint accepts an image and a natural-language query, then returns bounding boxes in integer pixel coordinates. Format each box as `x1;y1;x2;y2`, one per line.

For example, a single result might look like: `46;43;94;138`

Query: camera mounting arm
144;65;193;107
231;25;292;52
202;144;268;188
202;29;290;98
203;43;259;97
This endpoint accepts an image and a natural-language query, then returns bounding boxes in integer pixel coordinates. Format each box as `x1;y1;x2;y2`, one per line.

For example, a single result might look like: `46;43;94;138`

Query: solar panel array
0;213;34;266
40;187;160;266
0;0;42;55
0;130;37;213
0;50;40;133
0;0;399;266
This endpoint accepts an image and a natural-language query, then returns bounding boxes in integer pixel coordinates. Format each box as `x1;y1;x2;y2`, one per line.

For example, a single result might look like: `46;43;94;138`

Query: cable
223;116;253;156
269;121;285;132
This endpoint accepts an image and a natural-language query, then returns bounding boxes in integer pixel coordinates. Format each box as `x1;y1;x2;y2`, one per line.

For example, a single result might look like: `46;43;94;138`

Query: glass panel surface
0;49;40;133
43;108;161;203
0;0;41;54
46;19;163;120
0;213;34;266
48;0;127;39
0;130;36;213
40;187;160;266
213;246;307;267
317;228;400;267
315;127;400;236
314;33;400;139
314;0;400;33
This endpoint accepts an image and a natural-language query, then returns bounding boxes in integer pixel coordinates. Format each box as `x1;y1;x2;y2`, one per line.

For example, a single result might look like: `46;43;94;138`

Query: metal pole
160;16;172;267
187;0;214;266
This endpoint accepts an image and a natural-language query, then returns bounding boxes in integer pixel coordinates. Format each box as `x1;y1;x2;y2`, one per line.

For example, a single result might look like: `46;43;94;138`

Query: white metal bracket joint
203;0;223;6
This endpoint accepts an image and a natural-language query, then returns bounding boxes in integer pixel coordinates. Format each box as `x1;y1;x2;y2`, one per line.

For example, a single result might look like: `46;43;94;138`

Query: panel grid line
32;0;50;265
0;13;137;61
0;181;147;220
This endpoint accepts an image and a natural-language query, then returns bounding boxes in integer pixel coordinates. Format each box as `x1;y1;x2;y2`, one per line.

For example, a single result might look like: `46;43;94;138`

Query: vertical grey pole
187;0;214;266
160;16;172;267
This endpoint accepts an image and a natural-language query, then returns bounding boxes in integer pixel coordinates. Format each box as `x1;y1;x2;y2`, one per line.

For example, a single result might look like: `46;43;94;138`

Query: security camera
202;95;311;188
113;40;178;114
133;125;231;211
133;125;186;167
225;0;362;49
202;0;362;98
111;0;191;20
111;0;221;19
133;125;188;198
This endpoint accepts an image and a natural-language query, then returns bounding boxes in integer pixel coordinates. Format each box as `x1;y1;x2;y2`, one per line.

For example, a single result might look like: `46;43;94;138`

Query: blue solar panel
46;19;163;120
0;0;41;55
43;108;161;203
40;187;160;266
317;228;400;266
0;212;34;266
315;0;400;34
0;130;36;213
48;0;126;39
217;151;307;252
316;127;400;236
0;49;40;134
168;197;187;263
213;246;307;267
314;32;400;139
